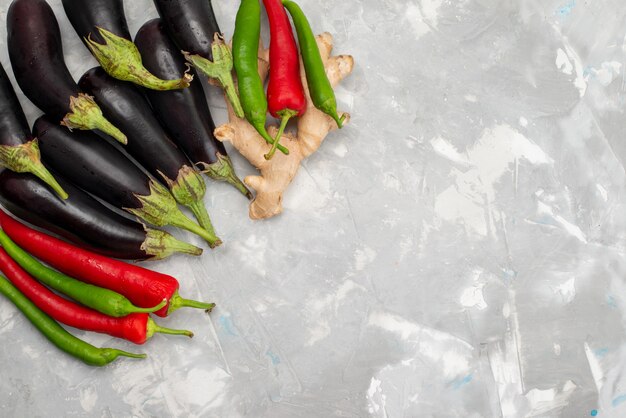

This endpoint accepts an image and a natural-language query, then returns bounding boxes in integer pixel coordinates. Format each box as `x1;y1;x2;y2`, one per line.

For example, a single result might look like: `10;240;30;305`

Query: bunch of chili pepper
233;0;344;160
0;209;215;366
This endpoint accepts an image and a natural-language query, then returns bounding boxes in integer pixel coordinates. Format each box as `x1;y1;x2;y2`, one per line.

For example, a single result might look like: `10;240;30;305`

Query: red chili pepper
0;248;192;343
263;0;307;160
0;209;215;317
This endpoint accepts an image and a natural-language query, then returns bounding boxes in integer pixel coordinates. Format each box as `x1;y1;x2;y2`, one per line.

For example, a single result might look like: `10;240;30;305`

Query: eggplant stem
197;154;252;200
182;34;244;118
61;93;127;144
29;162;69;200
141;228;202;260
92;116;128;145
0;140;68;200
186;200;221;248
167;207;222;248
86;28;192;91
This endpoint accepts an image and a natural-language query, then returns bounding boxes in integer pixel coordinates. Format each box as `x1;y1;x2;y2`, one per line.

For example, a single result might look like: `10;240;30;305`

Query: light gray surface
0;0;625;416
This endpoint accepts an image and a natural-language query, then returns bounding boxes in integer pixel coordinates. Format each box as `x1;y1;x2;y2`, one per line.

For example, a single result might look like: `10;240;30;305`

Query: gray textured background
1;0;625;416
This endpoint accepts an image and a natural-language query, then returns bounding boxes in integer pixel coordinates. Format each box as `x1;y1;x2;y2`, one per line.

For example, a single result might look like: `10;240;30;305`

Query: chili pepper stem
334;113;347;129
129;298;168;314
265;109;297;160
146;317;194;339
0;139;68;199
0;229;163;318
106;349;147;360
0;273;146;366
254;123;290;155
182;34;244;118
167;290;216;315
282;0;345;129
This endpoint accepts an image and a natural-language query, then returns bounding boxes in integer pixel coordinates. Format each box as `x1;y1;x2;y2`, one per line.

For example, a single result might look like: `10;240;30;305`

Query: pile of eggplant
0;0;251;260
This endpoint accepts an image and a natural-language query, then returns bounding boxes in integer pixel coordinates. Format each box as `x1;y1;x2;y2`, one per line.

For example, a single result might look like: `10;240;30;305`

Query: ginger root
214;33;354;219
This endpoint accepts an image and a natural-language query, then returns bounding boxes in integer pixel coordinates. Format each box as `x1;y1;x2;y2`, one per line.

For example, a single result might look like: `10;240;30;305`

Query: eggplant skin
78;67;189;182
153;0;221;60
135;18;226;166
62;0;131;45
0;62;31;148
0;170;151;260
7;0;80;120
34;115;151;211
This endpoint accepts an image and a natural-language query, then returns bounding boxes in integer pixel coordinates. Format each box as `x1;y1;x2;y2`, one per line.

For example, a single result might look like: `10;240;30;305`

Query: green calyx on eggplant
153;0;243;117
0;171;201;260
7;0;126;144
78;67;221;247
34;116;212;245
135;18;251;199
61;0;190;91
0;61;66;199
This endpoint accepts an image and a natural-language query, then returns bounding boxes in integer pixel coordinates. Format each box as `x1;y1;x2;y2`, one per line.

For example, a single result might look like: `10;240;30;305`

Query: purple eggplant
7;0;126;144
78;67;221;247
61;0;191;90
0;62;67;199
34;116;214;244
0;170;201;260
135;18;251;199
153;0;243;117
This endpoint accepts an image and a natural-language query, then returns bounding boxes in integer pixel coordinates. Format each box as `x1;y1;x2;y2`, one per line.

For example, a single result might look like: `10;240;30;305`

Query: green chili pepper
282;0;346;128
0;230;166;317
233;0;289;156
0;274;145;366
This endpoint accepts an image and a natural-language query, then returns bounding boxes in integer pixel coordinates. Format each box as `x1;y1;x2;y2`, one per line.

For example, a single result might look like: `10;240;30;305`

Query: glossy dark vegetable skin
79;68;189;188
153;0;221;60
135;19;251;199
34;116;209;246
79;67;221;246
7;0;126;143
0;62;67;199
61;0;190;91
35;116;148;208
153;0;244;117
0;64;32;149
8;0;80;119
62;0;130;44
0;170;175;260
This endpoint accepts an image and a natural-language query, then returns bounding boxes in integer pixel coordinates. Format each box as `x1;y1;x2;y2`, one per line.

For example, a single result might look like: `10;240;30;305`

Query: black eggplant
61;0;191;91
34;116;214;243
0;62;67;199
0;170;201;260
78;67;221;247
153;0;243;117
135;18;251;199
7;0;126;144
